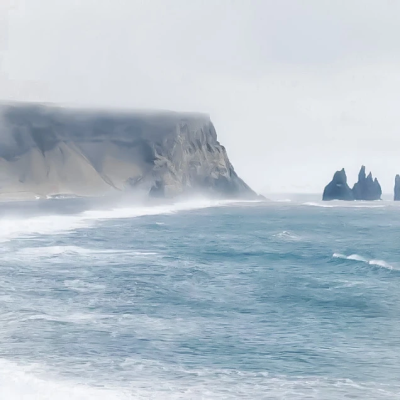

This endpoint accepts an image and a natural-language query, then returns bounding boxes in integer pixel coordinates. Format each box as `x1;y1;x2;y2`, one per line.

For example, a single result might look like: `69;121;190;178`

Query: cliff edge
0;103;258;200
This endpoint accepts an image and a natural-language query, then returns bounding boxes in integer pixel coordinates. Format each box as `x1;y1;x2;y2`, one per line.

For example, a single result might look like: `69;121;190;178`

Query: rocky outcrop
395;175;400;201
323;166;382;201
322;168;354;201
352;166;382;201
0;102;259;200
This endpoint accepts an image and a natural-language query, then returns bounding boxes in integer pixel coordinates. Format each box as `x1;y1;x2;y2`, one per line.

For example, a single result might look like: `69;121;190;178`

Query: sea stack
395;175;400;201
352;166;382;201
322;168;354;201
0;102;259;200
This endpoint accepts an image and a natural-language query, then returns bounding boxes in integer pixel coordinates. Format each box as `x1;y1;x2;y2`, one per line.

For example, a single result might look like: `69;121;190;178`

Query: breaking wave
333;253;394;270
1;359;400;400
333;253;369;262
0;360;126;400
0;198;244;242
304;202;385;208
369;259;393;269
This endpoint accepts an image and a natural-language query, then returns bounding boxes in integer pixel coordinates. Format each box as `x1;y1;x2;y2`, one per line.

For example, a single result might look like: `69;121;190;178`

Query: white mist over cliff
0;103;257;200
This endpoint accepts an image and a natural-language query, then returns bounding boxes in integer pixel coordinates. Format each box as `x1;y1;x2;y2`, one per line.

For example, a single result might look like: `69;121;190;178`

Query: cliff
352;166;381;201
0;102;258;200
395;175;400;201
322;168;354;201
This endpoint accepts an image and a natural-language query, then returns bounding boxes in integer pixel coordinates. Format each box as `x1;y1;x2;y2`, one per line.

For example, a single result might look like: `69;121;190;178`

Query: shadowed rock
352;166;381;201
322;168;354;201
0;102;259;200
395;175;400;201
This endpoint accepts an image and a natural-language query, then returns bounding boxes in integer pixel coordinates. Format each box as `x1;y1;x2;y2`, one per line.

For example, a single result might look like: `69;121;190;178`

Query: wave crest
333;253;394;270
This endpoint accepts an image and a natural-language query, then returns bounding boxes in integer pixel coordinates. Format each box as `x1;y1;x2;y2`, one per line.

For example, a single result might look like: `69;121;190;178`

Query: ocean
1;196;400;399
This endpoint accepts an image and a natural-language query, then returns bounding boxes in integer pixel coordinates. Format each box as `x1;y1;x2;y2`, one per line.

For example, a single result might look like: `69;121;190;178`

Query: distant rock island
0;102;260;200
323;166;382;201
395;175;400;201
352;166;382;201
322;169;354;201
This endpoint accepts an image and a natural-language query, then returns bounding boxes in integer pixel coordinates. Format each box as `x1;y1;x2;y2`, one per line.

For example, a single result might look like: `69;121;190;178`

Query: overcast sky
1;0;400;193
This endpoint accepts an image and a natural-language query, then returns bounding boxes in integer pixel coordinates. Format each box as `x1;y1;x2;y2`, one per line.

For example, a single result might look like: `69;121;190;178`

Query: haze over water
1;197;399;399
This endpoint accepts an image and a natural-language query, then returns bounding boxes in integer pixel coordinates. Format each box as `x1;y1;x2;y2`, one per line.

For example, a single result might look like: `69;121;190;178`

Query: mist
1;0;400;194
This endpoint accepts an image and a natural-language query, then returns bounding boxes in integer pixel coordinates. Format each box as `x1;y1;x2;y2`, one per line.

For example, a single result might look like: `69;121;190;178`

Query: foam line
0;198;253;242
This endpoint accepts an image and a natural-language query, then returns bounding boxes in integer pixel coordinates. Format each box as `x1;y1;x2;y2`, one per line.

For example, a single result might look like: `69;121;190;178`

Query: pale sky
1;0;400;194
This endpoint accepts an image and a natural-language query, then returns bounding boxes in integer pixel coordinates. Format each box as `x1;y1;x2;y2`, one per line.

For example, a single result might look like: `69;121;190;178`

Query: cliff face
0;103;257;200
322;168;354;201
352;166;382;201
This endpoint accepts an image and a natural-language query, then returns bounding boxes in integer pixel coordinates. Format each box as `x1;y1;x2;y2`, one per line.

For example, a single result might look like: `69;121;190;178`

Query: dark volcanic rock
322;168;354;201
352;166;382;201
0;102;259;200
395;175;400;201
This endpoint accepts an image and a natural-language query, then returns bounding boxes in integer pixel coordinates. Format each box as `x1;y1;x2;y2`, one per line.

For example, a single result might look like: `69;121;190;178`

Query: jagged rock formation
352;166;382;201
322;168;354;201
323;166;382;201
0;102;259;200
395;175;400;201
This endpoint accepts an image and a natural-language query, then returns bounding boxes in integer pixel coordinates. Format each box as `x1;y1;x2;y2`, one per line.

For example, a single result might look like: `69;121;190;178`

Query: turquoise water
1;198;400;399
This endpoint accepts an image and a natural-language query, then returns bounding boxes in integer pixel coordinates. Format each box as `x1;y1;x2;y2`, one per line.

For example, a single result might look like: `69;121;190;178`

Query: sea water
0;196;400;399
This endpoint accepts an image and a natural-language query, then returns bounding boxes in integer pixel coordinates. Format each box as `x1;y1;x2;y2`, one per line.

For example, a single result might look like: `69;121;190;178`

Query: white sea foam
0;198;241;242
274;230;301;241
0;215;87;242
64;279;107;292
16;246;129;257
304;202;385;209
13;246;157;260
303;202;335;208
80;198;247;220
17;246;120;256
0;359;127;400
347;254;369;262
369;259;393;269
333;253;347;259
353;205;385;208
333;253;394;270
25;312;108;324
333;280;365;289
1;359;399;400
3;245;159;266
333;253;368;263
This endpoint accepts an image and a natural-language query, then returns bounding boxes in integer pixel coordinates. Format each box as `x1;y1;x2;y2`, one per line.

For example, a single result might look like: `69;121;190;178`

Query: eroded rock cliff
0;102;258;200
352;166;382;201
323;166;382;201
322;168;354;201
395;175;400;201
